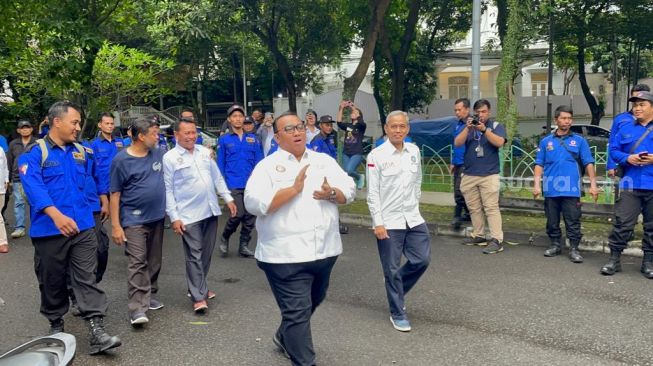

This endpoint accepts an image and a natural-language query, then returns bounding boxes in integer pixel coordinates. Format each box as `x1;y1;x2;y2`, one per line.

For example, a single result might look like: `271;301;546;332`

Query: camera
471;115;481;125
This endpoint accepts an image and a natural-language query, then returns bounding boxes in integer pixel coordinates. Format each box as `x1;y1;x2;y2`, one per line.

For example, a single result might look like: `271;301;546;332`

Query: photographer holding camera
454;99;507;254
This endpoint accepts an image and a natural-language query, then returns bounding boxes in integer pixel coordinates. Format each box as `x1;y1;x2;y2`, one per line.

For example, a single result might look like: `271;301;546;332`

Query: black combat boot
600;250;622;276
219;235;229;258
88;316;122;355
640;253;653;279
49;318;64;334
543;240;562;257
238;242;254;258
569;241;584;263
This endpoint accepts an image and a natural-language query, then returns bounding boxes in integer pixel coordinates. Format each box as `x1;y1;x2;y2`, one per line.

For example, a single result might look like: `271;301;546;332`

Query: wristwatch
329;189;337;201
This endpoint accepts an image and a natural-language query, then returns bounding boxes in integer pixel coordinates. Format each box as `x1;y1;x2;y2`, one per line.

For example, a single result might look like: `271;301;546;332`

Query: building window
448;76;469;100
531;73;547;96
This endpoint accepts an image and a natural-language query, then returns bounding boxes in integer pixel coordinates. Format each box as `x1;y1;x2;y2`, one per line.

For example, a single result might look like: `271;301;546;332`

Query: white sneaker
10;228;25;238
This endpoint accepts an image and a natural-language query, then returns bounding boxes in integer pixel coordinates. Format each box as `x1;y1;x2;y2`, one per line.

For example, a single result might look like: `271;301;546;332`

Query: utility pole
546;0;554;133
471;0;481;102
242;44;248;115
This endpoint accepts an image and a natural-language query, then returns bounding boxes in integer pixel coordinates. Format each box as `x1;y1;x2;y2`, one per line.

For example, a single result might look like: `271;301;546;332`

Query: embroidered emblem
276;165;286;172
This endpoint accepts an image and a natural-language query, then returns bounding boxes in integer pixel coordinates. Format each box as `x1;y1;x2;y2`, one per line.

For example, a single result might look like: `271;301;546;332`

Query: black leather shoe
219;236;229;258
49;318;64;334
569;248;583;263
238;243;254;258
640;261;653;279
543;245;561;257
88;316;122;355
600;252;622;275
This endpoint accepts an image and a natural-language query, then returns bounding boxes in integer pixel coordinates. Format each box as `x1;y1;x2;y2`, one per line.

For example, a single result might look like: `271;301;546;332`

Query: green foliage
375;0;472;114
91;42;175;115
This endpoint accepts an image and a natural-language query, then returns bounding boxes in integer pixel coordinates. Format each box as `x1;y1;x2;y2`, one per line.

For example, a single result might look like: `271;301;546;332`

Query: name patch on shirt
246;137;256;143
43;160;60;168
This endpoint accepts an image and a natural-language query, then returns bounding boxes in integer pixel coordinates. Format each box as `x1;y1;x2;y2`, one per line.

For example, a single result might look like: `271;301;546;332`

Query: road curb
339;213;644;258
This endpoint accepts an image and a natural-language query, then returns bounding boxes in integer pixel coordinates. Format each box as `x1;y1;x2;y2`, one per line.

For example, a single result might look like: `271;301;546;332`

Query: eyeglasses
279;124;307;134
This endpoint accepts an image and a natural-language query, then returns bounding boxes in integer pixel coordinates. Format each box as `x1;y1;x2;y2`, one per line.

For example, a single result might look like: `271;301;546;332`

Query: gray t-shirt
110;148;166;227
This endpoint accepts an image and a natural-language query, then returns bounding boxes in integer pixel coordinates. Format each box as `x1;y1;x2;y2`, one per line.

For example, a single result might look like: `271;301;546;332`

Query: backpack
36;139;87;167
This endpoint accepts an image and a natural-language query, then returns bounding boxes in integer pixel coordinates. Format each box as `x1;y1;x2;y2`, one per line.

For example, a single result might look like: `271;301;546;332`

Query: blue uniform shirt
0;135;8;152
19;137;95;237
535;132;594;198
610;119;653;190
89;135;124;195
123;137;132;147
81;141;102;212
607;111;635;170
217;132;263;189
310;133;337;159
452;120;467;166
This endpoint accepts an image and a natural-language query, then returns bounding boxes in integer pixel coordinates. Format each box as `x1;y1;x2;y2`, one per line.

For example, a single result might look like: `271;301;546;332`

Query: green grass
339;199;630;239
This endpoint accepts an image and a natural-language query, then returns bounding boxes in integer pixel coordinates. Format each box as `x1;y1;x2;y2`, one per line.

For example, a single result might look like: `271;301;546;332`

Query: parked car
550;124;610;152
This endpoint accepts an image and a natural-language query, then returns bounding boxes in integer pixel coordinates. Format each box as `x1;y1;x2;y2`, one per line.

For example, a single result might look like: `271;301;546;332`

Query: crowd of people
1;87;652;365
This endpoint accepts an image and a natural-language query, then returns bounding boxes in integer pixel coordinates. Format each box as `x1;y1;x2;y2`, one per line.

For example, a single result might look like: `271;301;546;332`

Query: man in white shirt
366;110;431;333
244;111;355;366
163;118;237;313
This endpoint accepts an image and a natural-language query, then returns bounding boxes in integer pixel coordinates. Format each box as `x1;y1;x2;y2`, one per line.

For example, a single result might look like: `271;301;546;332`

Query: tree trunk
383;0;421;111
495;0;529;142
342;0;391;102
79;45;101;138
576;35;602;125
372;49;387;131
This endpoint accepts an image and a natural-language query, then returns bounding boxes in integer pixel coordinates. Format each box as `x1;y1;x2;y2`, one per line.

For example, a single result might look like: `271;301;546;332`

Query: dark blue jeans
258;256;338;366
376;223;431;320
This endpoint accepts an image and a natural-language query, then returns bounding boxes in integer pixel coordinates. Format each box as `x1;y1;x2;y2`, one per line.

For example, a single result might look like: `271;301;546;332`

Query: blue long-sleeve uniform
89;135;123;195
217;132;263;189
610;120;653;190
82;141;105;213
18;137;95;237
310;133;337;159
607;111;635;170
452;120;467;166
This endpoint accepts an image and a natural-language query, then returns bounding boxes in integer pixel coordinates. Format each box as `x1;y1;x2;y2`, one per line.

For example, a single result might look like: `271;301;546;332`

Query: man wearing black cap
217;105;263;258
602;90;653;279
7;120;36;238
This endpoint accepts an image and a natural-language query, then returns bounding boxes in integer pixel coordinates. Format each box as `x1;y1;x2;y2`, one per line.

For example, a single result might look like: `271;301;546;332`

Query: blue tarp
408;116;459;157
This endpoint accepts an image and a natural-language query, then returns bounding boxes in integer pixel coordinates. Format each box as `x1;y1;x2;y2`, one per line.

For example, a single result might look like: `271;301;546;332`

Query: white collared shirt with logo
366;141;424;230
244;148;356;263
163;144;233;225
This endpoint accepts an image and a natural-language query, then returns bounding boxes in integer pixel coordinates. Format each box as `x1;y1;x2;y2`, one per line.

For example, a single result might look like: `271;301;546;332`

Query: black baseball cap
319;115;334;124
17;120;32;128
629;91;653;103
244;116;255;124
227;105;245;116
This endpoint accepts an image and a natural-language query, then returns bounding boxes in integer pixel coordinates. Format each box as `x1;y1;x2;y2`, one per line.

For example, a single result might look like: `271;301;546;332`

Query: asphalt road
1;219;652;366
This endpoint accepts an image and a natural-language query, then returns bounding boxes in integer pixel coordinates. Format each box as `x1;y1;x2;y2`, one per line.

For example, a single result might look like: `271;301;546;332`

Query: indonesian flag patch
19;163;28;175
367;163;375;168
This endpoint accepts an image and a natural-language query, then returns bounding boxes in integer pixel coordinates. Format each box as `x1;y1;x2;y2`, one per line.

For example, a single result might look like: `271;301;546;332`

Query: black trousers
32;229;108;322
93;212;109;283
222;189;256;244
257;256;338;366
452;165;468;218
544;196;582;244
608;190;653;254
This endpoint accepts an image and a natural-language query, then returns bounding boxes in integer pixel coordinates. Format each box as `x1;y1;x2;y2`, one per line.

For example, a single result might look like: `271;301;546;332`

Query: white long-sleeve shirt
163;144;233;225
0;149;8;194
366;141;424;230
244;148;356;263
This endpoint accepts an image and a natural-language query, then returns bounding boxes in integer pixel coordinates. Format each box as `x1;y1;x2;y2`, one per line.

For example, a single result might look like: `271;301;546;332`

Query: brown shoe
0;244;8;253
208;290;216;300
193;300;208;313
